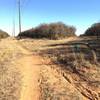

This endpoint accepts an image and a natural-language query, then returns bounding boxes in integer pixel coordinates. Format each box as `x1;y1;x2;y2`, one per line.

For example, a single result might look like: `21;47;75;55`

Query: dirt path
16;44;42;100
1;38;99;100
15;40;88;100
0;38;43;100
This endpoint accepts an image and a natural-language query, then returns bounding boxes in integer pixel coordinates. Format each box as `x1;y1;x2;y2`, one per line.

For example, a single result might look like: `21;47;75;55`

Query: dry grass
0;38;22;100
39;64;85;100
19;37;78;51
0;62;21;100
19;37;100;99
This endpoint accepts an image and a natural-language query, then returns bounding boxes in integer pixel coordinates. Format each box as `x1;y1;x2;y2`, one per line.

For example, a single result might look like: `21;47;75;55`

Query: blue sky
0;0;100;36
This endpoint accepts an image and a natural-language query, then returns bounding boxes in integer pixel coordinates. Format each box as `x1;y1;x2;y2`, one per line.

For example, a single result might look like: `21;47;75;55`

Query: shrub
0;30;9;39
81;22;100;36
18;22;76;39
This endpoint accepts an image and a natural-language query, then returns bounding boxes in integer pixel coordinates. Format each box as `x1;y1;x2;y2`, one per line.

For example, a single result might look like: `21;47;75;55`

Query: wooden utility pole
12;19;15;37
18;0;21;36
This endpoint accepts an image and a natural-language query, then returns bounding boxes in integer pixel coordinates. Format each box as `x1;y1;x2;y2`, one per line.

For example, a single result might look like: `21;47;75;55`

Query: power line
21;0;31;12
21;0;28;7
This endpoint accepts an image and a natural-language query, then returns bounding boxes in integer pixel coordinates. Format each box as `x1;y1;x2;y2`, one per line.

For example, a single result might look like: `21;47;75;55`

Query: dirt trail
0;38;43;100
15;43;42;100
12;39;89;100
1;38;98;100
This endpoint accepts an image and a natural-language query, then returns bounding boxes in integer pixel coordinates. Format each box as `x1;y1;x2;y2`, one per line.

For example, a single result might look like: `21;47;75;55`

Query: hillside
0;37;100;100
0;30;9;39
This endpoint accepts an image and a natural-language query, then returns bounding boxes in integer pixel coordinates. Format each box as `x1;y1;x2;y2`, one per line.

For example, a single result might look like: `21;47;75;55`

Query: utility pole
18;0;21;38
12;19;15;37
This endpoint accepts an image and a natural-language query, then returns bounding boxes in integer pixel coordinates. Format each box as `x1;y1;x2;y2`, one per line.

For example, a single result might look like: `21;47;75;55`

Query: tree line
0;22;100;39
18;22;76;39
